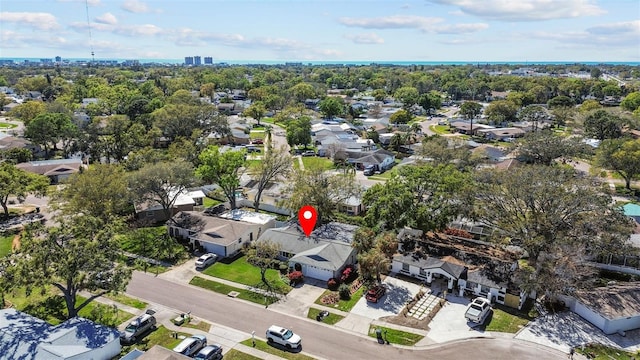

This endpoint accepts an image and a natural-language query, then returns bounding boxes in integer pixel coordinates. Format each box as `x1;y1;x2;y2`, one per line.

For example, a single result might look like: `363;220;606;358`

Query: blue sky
1;0;639;62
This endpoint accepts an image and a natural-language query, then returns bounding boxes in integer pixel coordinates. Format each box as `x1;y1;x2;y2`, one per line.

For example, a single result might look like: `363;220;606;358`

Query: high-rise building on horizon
204;57;213;65
194;56;202;66
185;56;194;65
55;56;62;62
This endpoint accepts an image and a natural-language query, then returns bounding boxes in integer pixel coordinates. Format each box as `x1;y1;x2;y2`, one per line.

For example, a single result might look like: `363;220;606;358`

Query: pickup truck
465;297;491;324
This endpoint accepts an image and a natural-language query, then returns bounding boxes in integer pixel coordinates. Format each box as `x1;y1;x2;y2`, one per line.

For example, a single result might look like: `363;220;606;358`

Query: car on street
194;344;223;360
195;253;218;270
301;150;316;157
365;284;386;303
245;145;261;153
173;334;207;356
266;325;302;350
120;313;156;344
465;297;492;324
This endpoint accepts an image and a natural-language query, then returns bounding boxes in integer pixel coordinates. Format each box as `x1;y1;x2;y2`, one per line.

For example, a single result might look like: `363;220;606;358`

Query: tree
9;100;46;125
246;240;282;295
285;116;312;149
24;113;77;159
517;105;549;132
53;164;132;223
248;145;291;211
419;135;476;169
363;164;470;232
473;165;632;300
282;168;361;225
394;86;419;110
621;92;640;112
128;160;195;221
200;83;216;101
12;215;131;318
418;91;442;114
483;100;518;125
244;101;266;126
352;228;376;254
515;130;589;165
196;146;246;209
584;109;623;140
290;82;316;103
389;109;413;124
0;163;49;219
357;247;389;283
547;95;575;109
459;101;482;134
596;138;640;190
318;97;344;119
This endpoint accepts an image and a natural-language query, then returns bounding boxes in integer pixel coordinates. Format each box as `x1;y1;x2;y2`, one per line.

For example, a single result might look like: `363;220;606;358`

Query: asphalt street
126;271;566;360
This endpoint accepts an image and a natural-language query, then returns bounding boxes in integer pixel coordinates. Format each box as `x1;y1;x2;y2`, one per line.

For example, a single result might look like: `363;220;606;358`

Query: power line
85;0;95;62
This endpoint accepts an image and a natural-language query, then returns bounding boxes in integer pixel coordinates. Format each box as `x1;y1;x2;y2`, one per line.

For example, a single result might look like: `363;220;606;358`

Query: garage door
303;264;332;281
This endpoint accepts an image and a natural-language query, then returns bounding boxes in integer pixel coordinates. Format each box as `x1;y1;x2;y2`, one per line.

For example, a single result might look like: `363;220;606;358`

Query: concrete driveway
425;295;491;343
351;277;423;319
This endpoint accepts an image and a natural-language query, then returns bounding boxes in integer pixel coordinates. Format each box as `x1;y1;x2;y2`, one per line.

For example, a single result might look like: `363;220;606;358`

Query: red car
252;138;264;145
366;285;386;303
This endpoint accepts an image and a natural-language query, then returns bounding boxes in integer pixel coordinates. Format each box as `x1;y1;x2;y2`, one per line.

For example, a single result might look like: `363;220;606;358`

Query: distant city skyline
1;0;639;62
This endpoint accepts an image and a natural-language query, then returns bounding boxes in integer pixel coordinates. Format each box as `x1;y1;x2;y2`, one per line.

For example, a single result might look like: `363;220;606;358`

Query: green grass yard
240;339;316;360
300;156;333;171
223;349;263;360
314;286;365;312
306;307;344;325
189;276;279;306
367;325;424;346
0;122;17;129
0;234;14;257
202;255;291;293
576;343;640;360
485;307;531;333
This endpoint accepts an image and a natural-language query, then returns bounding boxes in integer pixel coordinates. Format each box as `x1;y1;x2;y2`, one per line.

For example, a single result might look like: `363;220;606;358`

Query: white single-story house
563;283;640;335
168;210;276;258
256;222;358;281
0;308;121;360
134;188;206;222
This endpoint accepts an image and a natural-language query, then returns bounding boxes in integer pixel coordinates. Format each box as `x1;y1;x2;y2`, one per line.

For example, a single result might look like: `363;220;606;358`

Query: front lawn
301;157;333;171
429;125;451;135
240;339;316;360
202;255;291;294
485;307;531;333
307;307;344;325
120;325;191;354
117;225;188;265
189;276;279;306
577;343;639;360
224;349;263;360
314;286;365;312
103;292;147;310
367;325;424;346
6;286;134;327
203;197;222;208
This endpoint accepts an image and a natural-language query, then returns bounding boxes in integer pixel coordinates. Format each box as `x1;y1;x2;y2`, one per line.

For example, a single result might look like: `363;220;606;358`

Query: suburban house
0;308;121;360
134;188;206;222
338;195;365;216
346;148;395;171
391;229;527;309
168;210;276;257
561;283;640;335
0;133;36;152
16;158;83;184
476;127;525;141
2;102;20;113
449;121;495;135
256;222;358;281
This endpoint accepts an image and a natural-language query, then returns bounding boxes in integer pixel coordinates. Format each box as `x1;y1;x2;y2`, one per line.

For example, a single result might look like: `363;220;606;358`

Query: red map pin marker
298;205;317;237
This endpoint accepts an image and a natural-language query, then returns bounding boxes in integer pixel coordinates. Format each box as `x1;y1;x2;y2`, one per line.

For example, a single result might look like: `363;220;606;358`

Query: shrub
338;284;351;300
279;263;289;275
340;265;357;283
327;278;340;291
321;293;339;305
287;271;304;285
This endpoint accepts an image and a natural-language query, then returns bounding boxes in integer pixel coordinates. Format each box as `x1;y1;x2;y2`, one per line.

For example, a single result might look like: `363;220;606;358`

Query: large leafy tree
248;145;291;212
24;113;78;159
583;109;623;140
418;91;442;114
389;109;413;124
394;86;419;110
515;130;589;165
620;91;640;112
11;215;131;319
196;146;246;210
517;104;549;131
595;138;640;190
246;240;282;296
363;164;470;232
0;163;49;219
244;101;266;126
282;168;360;225
459;101;483;134
419;135;478;169
9;101;46;125
285;116;312;149
318;97;345;119
128;160;195;221
484;100;518;125
53;164;132;223
473;165;632;299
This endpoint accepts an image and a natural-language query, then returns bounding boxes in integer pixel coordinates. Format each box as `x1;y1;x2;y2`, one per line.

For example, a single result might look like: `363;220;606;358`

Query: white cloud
587;20;640;36
122;0;152;14
339;15;487;34
426;0;606;21
529;20;640;48
345;33;385;44
0;12;60;31
2;30;68;49
115;24;163;36
95;12;117;25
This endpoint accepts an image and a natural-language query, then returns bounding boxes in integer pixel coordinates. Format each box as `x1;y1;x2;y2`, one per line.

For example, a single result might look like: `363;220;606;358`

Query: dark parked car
194;344;223;360
363;165;375;176
366;285;386;303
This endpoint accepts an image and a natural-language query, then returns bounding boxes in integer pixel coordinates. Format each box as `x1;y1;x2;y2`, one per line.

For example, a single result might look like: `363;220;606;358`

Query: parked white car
266;325;302;350
465;297;492;324
195;253;218;270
